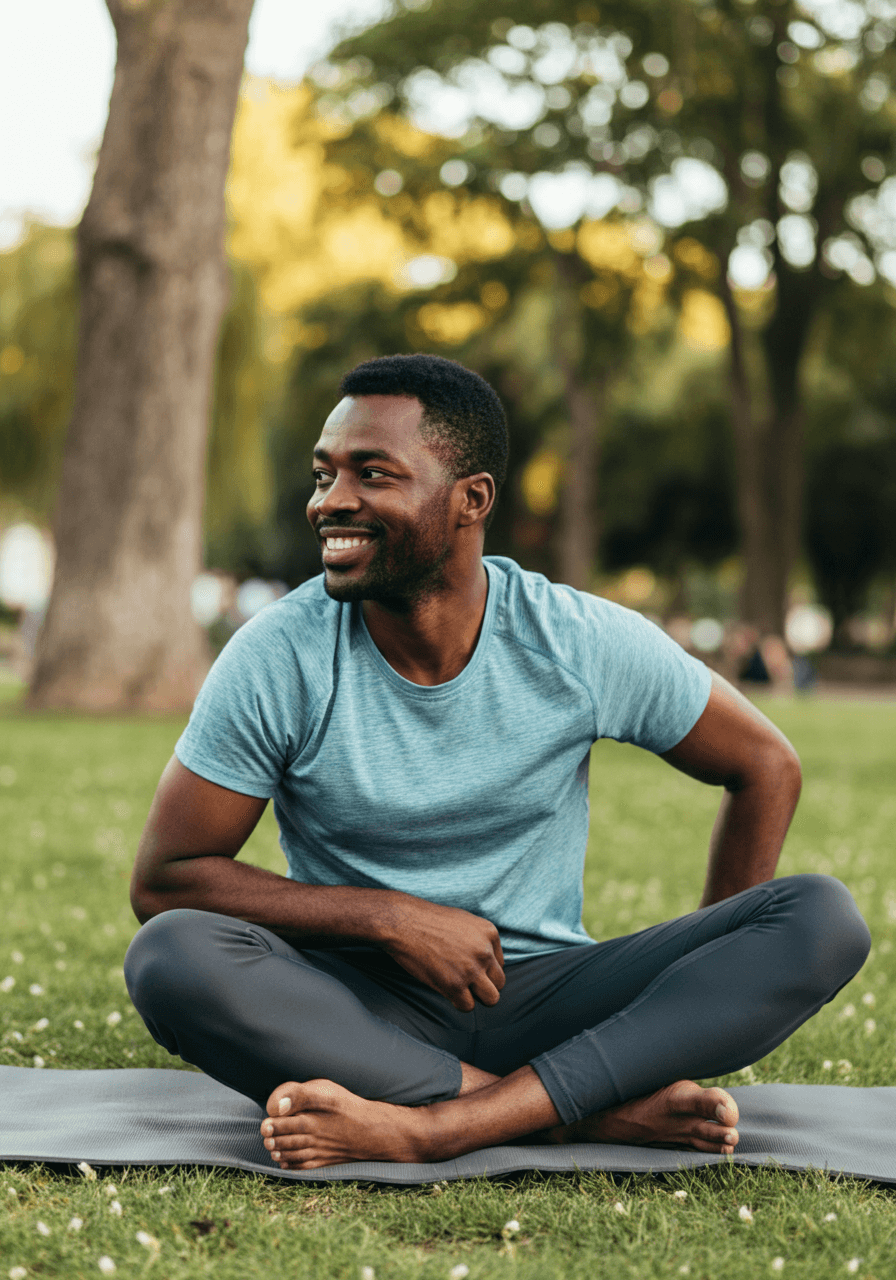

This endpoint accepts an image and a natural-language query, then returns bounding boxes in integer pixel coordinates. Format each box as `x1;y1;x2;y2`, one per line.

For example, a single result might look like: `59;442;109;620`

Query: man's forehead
316;394;426;456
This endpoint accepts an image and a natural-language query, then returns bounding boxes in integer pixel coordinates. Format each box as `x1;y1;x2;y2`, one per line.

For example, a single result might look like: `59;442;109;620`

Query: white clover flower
55;961;66;972
77;1161;97;1180
10;1030;23;1042
503;1219;520;1232
846;1261;861;1274
157;1186;171;1195
613;1201;628;1215
837;1060;853;1076
135;1231;160;1251
33;1019;49;1031
822;1060;833;1070
109;1200;122;1217
28;985;44;996
449;1267;470;1280
840;1004;856;1019
104;1184;118;1197
98;1259;116;1276
68;1217;83;1231
672;1190;688;1201
7;1187;18;1198
36;1221;50;1236
11;951;23;964
73;1020;84;1030
739;1206;754;1223
106;1011;122;1027
678;1267;691;1276
771;1259;785;1271
824;1212;838;1222
862;992;876;1006
32;1057;45;1069
0;977;14;993
360;1268;375;1280
9;1268;28;1280
864;1019;877;1034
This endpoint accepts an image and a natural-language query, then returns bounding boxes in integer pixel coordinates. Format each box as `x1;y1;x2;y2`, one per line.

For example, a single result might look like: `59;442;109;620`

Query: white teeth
325;537;370;550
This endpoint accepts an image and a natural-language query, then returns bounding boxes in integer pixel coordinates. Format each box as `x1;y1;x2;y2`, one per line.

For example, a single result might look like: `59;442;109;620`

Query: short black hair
339;354;509;511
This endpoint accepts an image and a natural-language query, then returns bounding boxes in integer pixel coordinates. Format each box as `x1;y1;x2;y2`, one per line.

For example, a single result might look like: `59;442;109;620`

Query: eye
361;467;389;480
312;469;332;486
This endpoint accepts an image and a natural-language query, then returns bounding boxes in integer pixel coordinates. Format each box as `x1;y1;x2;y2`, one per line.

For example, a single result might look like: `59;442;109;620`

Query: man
126;354;870;1171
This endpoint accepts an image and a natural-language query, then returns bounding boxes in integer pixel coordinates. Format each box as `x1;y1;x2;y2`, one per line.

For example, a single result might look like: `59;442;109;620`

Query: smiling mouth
323;535;372;551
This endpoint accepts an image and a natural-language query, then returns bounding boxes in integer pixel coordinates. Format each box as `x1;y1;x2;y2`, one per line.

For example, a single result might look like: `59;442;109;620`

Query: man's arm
660;672;802;907
130;756;505;1011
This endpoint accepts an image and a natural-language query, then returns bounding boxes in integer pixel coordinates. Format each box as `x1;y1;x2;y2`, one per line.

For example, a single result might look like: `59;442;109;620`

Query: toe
707;1087;739;1127
266;1081;303;1118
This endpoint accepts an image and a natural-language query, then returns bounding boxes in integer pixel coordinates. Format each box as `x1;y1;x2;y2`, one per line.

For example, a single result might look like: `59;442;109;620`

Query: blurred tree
805;436;896;645
323;0;896;628
304;40;679;589
29;0;256;711
0;225;78;519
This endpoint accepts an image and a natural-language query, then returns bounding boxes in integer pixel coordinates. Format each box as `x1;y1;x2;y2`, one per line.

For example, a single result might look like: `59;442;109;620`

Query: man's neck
361;561;489;686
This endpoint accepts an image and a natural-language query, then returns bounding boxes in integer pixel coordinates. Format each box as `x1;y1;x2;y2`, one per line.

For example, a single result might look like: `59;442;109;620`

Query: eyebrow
313;447;396;464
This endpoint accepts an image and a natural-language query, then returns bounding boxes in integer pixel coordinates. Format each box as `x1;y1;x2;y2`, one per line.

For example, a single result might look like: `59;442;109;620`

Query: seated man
125;354;870;1172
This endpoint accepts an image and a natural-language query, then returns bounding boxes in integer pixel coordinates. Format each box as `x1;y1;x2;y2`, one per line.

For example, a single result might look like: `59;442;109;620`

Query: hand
378;894;505;1012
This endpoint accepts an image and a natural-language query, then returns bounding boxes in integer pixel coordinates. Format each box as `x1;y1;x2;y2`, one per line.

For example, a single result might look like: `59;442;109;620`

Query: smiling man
125;353;870;1170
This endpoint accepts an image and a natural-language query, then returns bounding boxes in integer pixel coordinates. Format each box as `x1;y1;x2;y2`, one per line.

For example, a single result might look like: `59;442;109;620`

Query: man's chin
322;568;370;603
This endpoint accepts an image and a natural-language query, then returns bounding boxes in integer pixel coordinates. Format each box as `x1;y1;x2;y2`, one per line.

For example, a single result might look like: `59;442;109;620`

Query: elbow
129;872;163;926
749;739;802;802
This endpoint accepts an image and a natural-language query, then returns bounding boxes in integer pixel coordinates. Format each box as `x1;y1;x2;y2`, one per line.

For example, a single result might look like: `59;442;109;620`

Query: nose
309;471;363;520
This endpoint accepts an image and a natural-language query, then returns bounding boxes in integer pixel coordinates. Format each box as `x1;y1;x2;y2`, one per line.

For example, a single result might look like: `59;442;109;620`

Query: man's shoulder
486;556;638;644
222;575;339;666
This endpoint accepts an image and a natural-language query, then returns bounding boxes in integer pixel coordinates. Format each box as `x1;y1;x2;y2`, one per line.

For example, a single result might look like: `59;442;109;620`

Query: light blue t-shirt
175;557;711;960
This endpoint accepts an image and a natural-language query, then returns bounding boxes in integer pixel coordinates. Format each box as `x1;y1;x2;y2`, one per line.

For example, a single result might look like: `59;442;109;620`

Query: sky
0;0;387;249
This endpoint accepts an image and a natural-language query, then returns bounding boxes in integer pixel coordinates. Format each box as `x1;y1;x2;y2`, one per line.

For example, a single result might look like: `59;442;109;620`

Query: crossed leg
125;874;869;1171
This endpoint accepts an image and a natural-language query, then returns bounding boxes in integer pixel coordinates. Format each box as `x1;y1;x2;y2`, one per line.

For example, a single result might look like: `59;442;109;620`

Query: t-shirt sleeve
174;610;303;797
591;602;712;754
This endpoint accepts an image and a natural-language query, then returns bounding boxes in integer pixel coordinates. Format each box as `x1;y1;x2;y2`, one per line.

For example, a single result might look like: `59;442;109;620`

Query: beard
320;486;453;610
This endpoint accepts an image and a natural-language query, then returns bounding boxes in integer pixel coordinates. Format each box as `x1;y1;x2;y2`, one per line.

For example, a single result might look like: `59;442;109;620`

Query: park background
2;0;896;703
2;2;896;1278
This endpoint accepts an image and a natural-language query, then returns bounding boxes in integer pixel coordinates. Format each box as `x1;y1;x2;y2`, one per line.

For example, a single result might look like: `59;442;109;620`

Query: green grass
1;692;895;1278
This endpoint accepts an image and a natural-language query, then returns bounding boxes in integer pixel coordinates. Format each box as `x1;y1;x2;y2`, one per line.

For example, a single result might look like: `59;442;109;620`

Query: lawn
1;688;895;1278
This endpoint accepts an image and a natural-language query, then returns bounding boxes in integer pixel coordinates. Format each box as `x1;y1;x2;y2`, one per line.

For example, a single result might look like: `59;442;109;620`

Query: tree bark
551;251;604;591
720;260;821;637
29;0;254;712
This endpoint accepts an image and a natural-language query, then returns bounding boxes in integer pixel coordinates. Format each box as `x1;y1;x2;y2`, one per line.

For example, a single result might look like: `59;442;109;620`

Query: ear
455;472;495;528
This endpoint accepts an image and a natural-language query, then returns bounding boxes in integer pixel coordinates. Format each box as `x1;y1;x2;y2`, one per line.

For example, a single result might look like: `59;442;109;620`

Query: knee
782;874;871;993
124;909;219;1014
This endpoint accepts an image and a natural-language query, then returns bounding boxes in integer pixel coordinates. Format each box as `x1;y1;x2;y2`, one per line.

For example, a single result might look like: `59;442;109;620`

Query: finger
470;974;502;1007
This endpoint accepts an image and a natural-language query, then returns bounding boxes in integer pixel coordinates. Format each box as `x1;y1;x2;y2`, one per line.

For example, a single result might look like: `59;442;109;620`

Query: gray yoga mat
1;1065;895;1185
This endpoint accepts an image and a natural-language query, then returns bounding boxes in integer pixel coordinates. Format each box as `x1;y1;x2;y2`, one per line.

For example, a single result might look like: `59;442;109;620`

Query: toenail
278;1096;292;1114
262;1122;273;1135
715;1103;729;1121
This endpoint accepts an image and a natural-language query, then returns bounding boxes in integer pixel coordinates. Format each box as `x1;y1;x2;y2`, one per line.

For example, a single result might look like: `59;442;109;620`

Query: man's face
306;395;455;607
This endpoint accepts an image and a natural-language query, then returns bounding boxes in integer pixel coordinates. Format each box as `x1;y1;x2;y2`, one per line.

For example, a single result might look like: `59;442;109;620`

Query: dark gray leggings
124;874;870;1125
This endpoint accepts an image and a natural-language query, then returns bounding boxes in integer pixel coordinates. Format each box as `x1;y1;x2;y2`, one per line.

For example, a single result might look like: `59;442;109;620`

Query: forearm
131;853;401;948
699;764;801;907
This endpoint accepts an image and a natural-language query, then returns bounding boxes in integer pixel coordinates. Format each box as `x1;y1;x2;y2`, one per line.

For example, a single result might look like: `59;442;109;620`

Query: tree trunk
720;263;818;637
551;251;604;591
28;0;254;712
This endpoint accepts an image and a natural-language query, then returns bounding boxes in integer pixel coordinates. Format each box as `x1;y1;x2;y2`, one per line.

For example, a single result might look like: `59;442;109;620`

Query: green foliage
2;696;896;1275
0;224;78;517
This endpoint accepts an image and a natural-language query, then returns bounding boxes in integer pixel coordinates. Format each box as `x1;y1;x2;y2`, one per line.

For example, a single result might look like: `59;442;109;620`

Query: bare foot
545;1080;739;1155
261;1079;428;1170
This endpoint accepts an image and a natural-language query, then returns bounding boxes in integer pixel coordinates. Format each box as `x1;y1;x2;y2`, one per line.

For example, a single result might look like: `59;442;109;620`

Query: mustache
315;520;382;535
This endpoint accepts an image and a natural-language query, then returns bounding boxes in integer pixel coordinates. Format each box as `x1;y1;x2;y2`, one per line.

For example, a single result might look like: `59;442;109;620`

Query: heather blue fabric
175;557;711;960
